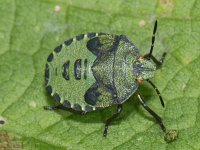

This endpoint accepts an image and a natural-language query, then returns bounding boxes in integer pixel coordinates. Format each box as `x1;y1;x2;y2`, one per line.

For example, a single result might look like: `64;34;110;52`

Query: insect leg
44;105;86;115
146;79;165;107
103;104;123;137
137;92;166;132
43;105;66;111
149;52;167;66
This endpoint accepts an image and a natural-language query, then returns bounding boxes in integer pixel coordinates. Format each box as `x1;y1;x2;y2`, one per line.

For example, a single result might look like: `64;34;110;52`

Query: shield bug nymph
44;20;176;140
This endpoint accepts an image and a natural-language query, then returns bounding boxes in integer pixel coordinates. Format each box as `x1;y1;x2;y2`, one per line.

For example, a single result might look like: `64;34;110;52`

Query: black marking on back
110;36;120;52
45;64;49;85
54;44;62;53
46;85;52;94
84;83;117;106
0;120;5;125
64;38;73;46
86;34;119;56
86;37;101;56
120;35;136;47
47;53;53;62
84;35;120;106
98;32;107;36
84;83;101;106
52;93;61;102
63;100;71;108
62;61;70;80
85;105;93;112
76;34;84;41
74;59;82;80
133;63;155;73
73;104;82;111
87;32;96;38
95;107;102;110
84;59;88;79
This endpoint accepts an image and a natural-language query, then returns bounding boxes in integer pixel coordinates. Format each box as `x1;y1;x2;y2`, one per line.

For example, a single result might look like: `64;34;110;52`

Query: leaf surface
0;0;200;149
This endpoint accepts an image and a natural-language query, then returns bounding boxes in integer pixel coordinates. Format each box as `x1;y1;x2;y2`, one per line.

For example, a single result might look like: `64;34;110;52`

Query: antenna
149;20;157;57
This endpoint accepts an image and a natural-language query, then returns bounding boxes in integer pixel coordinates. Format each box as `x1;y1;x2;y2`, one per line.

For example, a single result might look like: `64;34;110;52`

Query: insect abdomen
62;59;88;81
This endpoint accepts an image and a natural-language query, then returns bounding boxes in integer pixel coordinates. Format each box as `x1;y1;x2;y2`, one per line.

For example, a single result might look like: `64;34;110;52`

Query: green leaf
0;0;200;149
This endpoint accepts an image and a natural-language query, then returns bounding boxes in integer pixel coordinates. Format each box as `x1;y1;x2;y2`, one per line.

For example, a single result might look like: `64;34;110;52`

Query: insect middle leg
137;92;166;132
44;105;85;115
103;104;123;137
44;105;67;111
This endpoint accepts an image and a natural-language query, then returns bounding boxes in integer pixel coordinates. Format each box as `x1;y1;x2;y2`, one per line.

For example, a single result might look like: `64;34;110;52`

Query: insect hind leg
44;105;67;111
103;104;123;137
44;105;86;115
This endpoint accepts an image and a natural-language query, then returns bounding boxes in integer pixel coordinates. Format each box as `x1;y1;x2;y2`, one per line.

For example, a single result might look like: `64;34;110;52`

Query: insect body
44;21;167;137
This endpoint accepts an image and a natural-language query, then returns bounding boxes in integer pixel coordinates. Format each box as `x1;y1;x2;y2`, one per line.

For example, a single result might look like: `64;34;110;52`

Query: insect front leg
137;92;166;132
103;104;123;137
149;52;167;66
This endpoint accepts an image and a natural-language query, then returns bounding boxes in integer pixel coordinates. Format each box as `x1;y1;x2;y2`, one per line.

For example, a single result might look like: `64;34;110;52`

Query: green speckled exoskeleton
44;20;175;140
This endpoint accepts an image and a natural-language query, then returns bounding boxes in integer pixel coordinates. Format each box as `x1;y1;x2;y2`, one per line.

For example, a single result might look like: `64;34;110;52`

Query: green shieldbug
44;21;170;138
